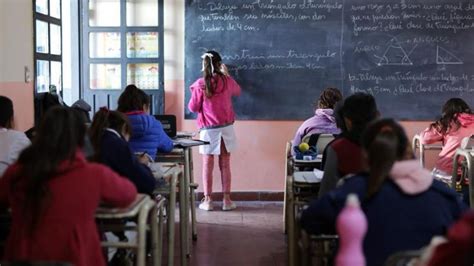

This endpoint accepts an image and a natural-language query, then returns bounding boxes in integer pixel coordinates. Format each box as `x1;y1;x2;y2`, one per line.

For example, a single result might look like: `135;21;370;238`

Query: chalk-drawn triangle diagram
377;37;413;66
437;46;463;65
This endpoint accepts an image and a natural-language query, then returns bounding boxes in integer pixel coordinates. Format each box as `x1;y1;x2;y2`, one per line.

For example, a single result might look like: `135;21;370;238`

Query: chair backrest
383;250;422;266
285;141;293;176
301;133;335;154
154;115;176;138
460;135;474;149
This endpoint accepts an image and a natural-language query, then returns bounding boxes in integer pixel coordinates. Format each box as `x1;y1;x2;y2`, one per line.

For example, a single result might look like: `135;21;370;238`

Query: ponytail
89;108;110;161
201;50;226;98
89;107;131;161
365;133;398;198
361;119;408;198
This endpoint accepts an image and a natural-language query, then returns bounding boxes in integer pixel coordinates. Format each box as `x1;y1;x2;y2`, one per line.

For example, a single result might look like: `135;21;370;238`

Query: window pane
36;60;50;93
50;24;62;55
127;63;158;90
89;0;120;27
90;64;121;89
36;20;49;53
51;61;62;93
89;32;121;58
36;0;48;15
50;0;61;18
127;32;158;58
127;0;158;26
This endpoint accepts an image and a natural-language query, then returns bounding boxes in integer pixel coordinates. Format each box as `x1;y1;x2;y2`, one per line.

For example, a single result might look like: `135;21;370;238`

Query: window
81;0;164;114
34;0;62;94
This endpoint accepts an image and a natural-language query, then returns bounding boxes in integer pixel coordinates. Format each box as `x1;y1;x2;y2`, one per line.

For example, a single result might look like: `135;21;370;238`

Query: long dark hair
202;50;226;98
117;84;150;113
89;108;132;161
0;96;14;128
14;107;86;233
316;87;343;109
341;93;378;143
430;98;471;135
361;119;410;198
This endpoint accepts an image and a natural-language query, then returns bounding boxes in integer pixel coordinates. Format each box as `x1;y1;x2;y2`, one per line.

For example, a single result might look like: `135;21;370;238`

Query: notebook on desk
173;138;209;148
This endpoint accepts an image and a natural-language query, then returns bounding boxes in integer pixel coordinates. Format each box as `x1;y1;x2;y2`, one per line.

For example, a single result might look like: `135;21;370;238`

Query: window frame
79;0;165;114
33;0;63;95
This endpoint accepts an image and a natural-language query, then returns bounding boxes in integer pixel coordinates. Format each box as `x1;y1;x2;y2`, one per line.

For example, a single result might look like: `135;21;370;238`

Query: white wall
0;0;34;130
0;0;34;83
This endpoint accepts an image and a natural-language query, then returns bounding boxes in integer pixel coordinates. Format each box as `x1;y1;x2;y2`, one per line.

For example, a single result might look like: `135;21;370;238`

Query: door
80;0;164;114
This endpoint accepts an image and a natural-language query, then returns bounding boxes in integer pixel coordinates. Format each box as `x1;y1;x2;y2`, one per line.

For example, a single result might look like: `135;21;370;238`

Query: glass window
126;0;158;26
36;60;50;93
36;20;49;53
36;0;48;15
50;0;61;19
90;64;121;89
50;24;62;55
51;61;62;93
89;0;120;27
127;32;158;58
89;32;121;58
127;63;158;89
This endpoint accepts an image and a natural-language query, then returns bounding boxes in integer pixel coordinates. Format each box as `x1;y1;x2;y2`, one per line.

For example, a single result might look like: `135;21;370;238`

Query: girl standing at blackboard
188;51;241;211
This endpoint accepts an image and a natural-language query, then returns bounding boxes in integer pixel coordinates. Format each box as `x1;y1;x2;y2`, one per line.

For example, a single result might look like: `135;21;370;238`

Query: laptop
154;115;177;138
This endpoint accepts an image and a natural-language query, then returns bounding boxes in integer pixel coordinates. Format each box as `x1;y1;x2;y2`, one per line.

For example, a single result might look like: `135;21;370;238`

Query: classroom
0;0;473;265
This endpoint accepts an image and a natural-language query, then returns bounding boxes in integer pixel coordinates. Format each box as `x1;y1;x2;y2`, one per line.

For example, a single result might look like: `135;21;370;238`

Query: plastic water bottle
336;194;367;266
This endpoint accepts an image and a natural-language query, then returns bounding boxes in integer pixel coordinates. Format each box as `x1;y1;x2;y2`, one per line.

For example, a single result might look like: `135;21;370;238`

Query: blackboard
185;0;474;120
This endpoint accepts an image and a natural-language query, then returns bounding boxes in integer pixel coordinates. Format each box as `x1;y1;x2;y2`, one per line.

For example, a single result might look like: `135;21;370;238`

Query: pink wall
164;80;439;192
0;82;34;131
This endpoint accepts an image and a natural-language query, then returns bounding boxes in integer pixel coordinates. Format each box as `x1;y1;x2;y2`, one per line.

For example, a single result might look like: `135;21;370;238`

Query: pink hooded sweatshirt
421;113;474;174
389;160;433;194
188;76;241;129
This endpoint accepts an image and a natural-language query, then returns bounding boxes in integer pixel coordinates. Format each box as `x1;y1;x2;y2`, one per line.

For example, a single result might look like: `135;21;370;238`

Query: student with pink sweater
188;50;241;211
420;98;474;205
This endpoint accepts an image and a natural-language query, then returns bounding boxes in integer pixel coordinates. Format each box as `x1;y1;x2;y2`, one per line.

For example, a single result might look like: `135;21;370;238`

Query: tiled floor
187;201;287;266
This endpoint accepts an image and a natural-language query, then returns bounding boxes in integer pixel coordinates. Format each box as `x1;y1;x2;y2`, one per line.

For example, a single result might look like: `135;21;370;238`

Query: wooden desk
96;194;165;266
293;154;323;170
155;139;207;265
154;164;181;266
287;168;322;266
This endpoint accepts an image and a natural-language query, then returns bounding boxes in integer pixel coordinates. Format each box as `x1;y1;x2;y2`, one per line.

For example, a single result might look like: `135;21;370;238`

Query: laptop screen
154;115;177;138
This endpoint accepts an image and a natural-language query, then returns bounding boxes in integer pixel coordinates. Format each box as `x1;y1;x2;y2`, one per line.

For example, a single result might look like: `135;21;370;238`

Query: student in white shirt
0;96;30;176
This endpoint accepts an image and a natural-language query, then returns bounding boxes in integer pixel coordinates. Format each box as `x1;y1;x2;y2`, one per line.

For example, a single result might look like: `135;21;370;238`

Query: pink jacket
420;113;474;173
188;76;241;129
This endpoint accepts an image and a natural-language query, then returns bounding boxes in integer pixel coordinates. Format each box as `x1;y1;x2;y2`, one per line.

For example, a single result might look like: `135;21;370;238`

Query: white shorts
199;124;237;155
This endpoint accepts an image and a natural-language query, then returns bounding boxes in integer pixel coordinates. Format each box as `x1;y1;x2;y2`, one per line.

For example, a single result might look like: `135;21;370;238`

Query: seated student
318;93;378;197
301;119;466;266
320;100;346;169
0;96;30;176
89;107;159;194
71;99;92;124
117;85;173;159
420;98;474;193
424;211;474;266
291;87;343;155
0;107;137;266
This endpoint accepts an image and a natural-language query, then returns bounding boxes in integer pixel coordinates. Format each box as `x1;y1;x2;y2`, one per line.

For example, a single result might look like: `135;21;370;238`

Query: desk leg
137;201;152;266
188;149;198;241
179;164;189;266
183;148;191;257
287;175;295;266
167;173;177;266
150;202;160;266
